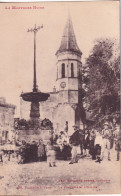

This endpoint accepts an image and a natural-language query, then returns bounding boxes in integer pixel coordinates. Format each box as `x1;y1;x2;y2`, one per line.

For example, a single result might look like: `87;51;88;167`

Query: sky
0;1;119;116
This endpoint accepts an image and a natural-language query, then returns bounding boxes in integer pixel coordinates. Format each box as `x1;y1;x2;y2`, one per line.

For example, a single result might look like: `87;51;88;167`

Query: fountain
21;24;50;121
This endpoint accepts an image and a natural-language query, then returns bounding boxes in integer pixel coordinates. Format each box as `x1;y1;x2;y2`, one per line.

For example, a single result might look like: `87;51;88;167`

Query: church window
62;63;65;78
71;63;74;77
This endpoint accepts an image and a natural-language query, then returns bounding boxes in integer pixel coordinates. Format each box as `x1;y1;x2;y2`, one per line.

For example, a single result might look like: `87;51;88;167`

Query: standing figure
69;125;80;164
61;130;69;145
61;131;70;160
115;126;121;161
94;131;103;163
0;146;3;162
18;140;27;164
46;141;56;167
108;125;114;149
37;139;45;162
83;130;90;156
31;141;38;162
89;129;96;158
65;121;68;133
101;123;112;161
79;129;85;155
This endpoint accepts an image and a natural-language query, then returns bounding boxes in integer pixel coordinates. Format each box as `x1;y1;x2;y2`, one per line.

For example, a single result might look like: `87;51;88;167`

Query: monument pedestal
17;129;52;145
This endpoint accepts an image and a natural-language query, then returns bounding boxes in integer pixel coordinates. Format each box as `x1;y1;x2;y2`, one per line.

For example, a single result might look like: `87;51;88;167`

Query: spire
56;15;82;57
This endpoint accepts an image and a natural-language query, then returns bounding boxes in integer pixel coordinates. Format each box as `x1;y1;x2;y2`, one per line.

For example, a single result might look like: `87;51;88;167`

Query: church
20;16;85;136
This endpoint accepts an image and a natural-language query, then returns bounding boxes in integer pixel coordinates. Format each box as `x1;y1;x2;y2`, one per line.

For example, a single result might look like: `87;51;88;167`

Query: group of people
42;122;121;167
69;123;121;164
0;122;120;167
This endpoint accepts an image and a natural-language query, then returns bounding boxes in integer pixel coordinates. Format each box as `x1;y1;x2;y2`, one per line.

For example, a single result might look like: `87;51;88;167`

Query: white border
0;0;118;2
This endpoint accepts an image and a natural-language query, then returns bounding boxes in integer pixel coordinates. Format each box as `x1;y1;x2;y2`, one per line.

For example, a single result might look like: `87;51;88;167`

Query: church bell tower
54;15;85;128
55;15;82;104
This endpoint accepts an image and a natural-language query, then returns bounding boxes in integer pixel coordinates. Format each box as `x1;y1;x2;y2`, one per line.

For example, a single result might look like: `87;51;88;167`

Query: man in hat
69;125;80;164
79;129;85;155
114;125;121;161
89;129;96;157
101;123;112;161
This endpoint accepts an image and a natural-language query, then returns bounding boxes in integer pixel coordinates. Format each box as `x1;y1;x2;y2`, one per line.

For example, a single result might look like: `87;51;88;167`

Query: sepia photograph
0;1;120;195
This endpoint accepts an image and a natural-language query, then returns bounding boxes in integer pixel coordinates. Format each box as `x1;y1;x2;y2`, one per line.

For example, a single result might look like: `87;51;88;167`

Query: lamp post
27;24;43;92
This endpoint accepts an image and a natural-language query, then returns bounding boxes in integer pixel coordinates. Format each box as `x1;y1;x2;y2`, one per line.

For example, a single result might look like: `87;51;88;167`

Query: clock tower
55;15;82;104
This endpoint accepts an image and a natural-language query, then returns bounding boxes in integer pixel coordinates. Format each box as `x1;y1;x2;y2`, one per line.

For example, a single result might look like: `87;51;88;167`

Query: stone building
0;97;16;143
20;16;85;136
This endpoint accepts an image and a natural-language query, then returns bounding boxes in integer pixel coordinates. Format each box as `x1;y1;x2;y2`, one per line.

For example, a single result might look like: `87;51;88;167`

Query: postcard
0;1;120;195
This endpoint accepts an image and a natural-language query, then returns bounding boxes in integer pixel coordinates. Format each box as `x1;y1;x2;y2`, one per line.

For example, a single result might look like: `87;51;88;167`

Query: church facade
20;16;85;135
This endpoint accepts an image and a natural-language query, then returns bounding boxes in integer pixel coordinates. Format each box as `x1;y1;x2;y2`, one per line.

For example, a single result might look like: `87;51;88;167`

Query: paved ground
0;149;121;195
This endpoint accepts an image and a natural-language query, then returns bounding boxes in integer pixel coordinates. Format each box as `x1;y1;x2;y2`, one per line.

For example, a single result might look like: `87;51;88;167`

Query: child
46;141;56;167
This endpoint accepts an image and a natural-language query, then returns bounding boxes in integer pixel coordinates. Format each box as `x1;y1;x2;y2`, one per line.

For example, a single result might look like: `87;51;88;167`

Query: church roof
56;15;82;56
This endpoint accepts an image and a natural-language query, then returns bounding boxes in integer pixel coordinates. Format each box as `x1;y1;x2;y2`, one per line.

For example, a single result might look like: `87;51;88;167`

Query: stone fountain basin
21;91;50;102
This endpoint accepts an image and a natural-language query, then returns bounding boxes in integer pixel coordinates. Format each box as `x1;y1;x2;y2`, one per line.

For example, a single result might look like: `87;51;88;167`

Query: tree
83;38;120;127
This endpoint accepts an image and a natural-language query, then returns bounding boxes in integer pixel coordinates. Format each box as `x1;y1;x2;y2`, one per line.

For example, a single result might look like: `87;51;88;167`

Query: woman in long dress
94;131;103;163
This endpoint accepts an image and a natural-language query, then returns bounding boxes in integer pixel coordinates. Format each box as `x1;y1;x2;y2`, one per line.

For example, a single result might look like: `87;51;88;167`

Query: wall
0;98;15;142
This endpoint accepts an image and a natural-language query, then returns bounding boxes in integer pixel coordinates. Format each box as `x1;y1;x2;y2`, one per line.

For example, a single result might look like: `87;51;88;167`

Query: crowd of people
69;123;121;164
38;122;121;166
0;122;120;166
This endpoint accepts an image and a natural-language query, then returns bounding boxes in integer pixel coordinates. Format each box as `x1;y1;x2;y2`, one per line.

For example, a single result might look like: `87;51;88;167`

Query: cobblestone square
0;149;120;195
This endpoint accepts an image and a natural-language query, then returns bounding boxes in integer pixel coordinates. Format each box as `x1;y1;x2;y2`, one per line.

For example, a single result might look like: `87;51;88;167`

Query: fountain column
21;24;50;121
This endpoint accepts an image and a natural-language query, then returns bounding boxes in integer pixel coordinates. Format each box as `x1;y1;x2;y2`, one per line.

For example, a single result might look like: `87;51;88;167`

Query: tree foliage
82;38;120;126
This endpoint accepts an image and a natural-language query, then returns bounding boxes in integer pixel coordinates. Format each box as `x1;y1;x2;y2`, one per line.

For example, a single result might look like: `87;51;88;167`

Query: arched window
62;63;65;78
71;63;74;77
